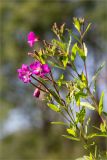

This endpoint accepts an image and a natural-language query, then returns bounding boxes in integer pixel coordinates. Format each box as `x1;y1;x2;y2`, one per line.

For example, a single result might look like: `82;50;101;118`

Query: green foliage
62;135;80;141
57;74;64;87
1;1;107;160
82;23;91;38
98;91;104;115
71;43;77;62
47;103;60;112
67;128;76;136
76;108;86;123
73;17;81;33
51;121;68;126
80;102;95;110
90;62;105;86
17;17;107;159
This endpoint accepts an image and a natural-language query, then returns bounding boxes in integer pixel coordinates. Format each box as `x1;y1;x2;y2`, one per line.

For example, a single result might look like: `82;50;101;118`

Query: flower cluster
17;61;50;83
30;61;50;77
17;64;31;83
17;32;50;97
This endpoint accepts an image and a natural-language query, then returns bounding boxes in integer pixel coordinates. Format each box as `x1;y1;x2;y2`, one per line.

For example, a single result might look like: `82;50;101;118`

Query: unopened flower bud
79;18;85;25
33;88;40;98
28;52;34;56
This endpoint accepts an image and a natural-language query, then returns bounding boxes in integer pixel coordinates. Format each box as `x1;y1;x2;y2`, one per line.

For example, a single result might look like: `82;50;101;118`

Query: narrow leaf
87;133;107;139
99;91;104;115
92;62;105;82
103;111;107;117
82;23;91;38
62;135;80;141
71;43;77;62
51;121;68;126
67;128;76;136
73;17;81;33
83;42;88;57
62;56;68;68
47;103;60;112
80;102;95;110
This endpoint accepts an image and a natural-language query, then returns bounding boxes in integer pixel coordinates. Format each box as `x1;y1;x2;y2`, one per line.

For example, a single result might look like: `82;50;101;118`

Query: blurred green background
0;0;107;159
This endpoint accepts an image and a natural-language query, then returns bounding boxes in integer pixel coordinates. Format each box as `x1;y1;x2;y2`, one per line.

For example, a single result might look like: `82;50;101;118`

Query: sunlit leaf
80;102;95;110
100;122;106;133
73;17;81;33
77;46;86;61
67;128;76;136
83;42;88;57
57;74;64;87
87;133;107;139
51;121;68;126
62;56;68;68
71;43;77;62
62;135;80;141
47;103;60;112
82;23;91;38
76;108;86;123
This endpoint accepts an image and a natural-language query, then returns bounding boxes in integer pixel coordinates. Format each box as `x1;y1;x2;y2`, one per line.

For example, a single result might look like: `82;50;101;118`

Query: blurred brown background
0;0;107;159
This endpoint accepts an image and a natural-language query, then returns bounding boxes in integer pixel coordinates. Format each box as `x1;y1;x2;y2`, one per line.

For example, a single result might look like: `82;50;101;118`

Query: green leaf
87;133;107;139
73;17;81;33
80;102;95;110
57;74;64;87
77;46;86;61
71;43;77;62
82;23;91;38
76;108;86;123
75;91;87;106
47;103;60;112
62;135;80;141
80;72;87;86
67;128;76;136
51;121;68;126
67;32;72;54
100;122;106;133
83;42;88;57
52;39;67;53
99;91;104;115
103;111;107;116
62;56;68;68
90;62;105;85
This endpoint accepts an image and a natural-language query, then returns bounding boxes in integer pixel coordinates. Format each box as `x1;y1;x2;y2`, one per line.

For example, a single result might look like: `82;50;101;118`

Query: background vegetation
0;0;107;159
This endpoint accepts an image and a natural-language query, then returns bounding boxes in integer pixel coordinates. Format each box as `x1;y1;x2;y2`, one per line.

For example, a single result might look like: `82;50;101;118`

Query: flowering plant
17;18;107;159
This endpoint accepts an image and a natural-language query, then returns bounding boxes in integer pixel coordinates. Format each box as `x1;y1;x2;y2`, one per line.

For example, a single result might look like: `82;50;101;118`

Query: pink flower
33;88;40;98
30;61;51;77
27;32;39;47
30;61;42;75
17;64;31;83
42;64;51;74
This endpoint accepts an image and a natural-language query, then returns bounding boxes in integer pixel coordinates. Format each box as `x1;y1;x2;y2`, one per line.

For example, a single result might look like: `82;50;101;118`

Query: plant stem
31;75;51;94
84;60;88;82
49;71;60;96
30;81;47;93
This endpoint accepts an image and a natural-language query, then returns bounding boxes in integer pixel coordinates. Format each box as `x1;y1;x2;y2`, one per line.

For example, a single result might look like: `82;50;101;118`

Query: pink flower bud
27;32;39;47
33;88;40;98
